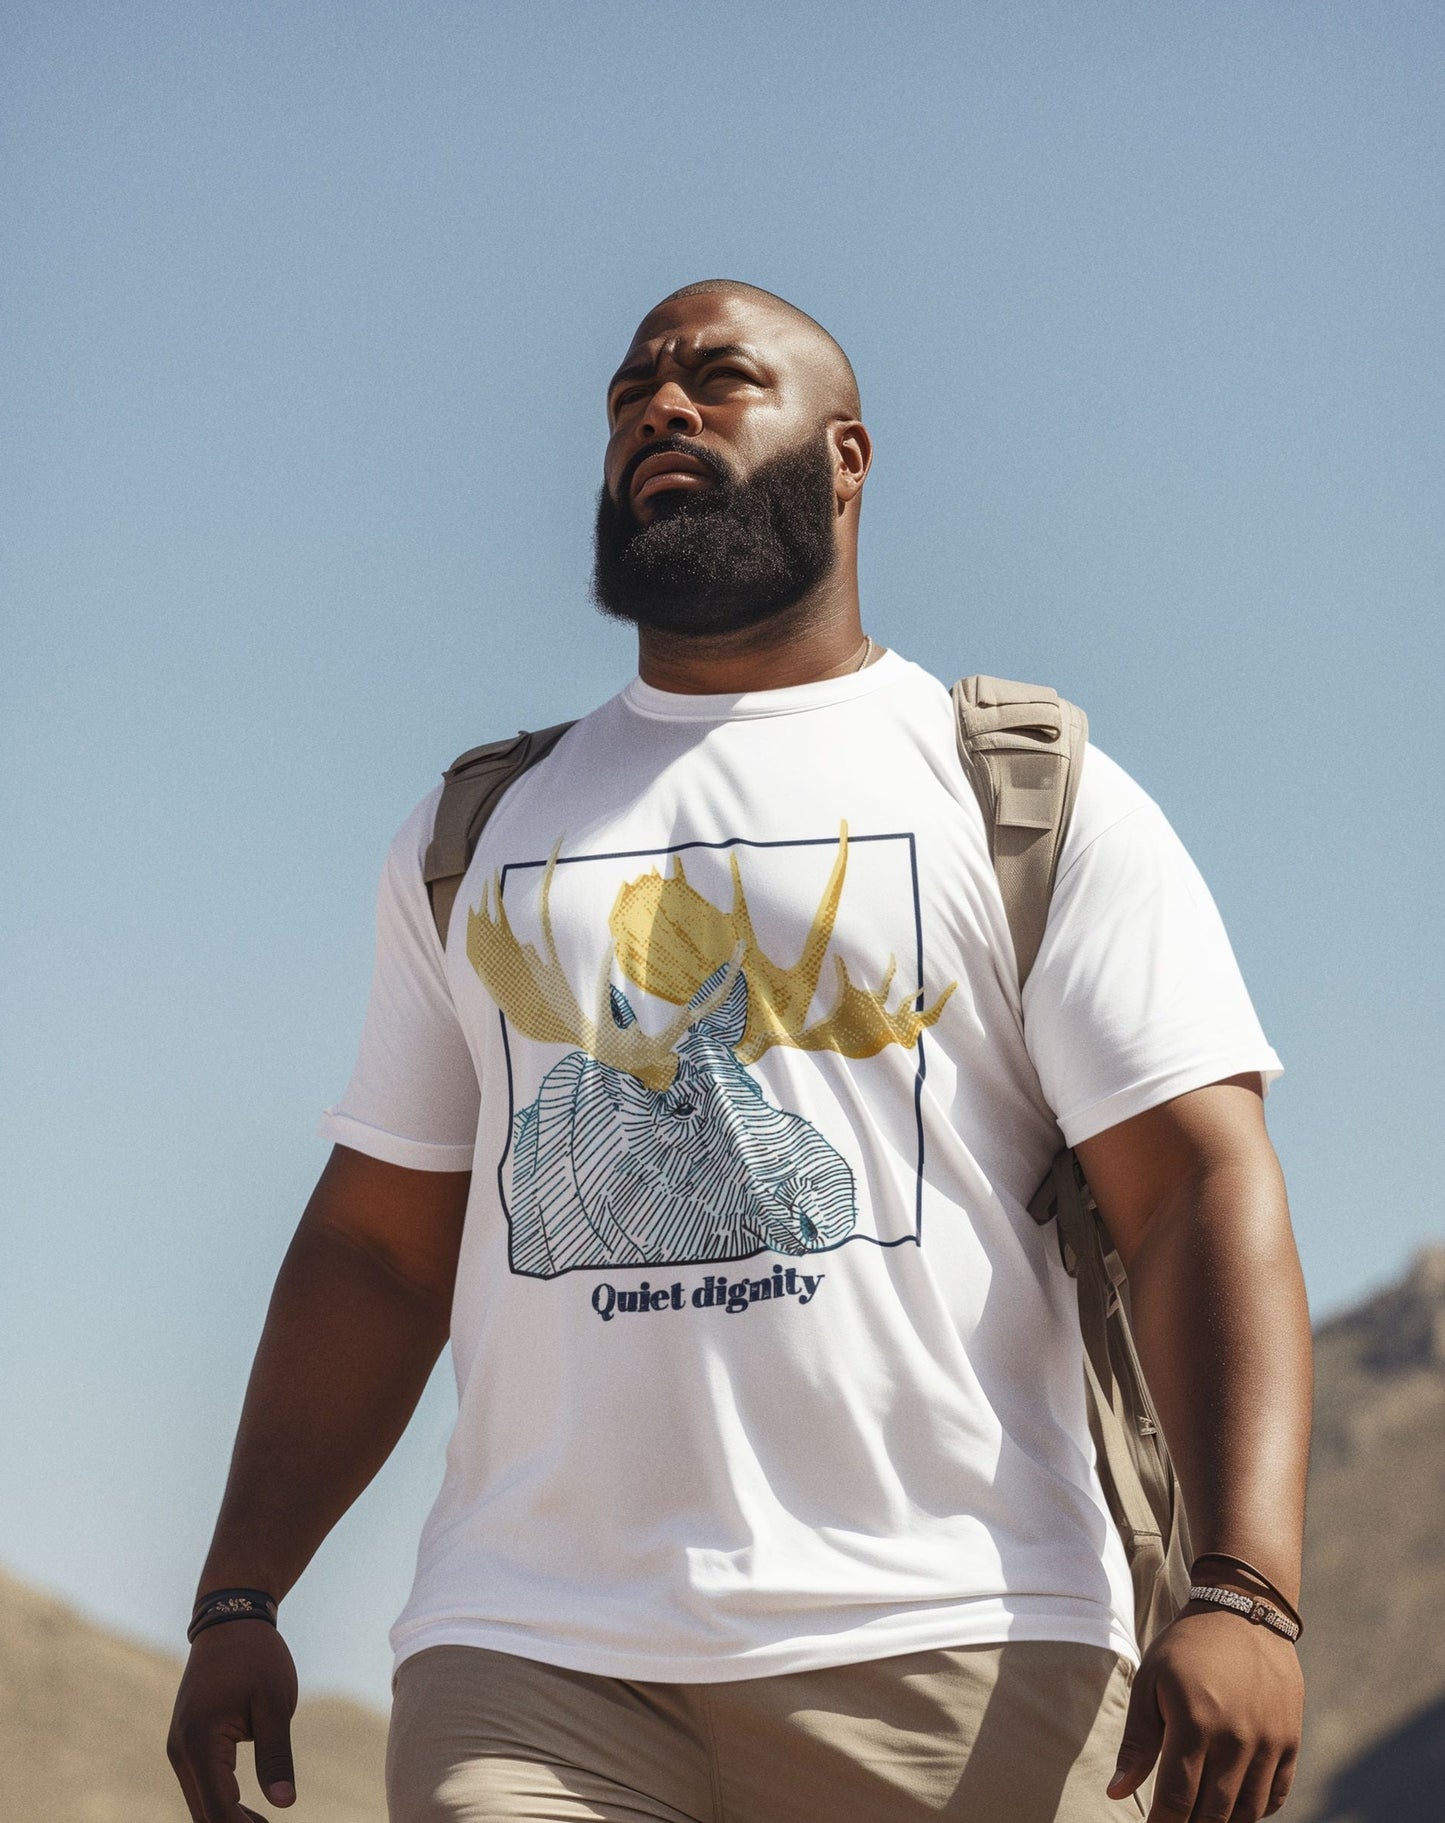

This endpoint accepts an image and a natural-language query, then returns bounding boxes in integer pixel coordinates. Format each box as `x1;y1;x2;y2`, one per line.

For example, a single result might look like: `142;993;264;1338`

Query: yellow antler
609;826;954;1064
468;846;739;1091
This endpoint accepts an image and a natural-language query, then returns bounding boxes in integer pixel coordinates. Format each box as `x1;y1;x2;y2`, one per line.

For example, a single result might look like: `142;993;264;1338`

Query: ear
831;419;871;508
691;963;749;1047
609;984;637;1029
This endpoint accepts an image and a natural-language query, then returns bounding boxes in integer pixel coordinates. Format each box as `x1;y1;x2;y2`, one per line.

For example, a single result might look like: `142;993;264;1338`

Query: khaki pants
387;1640;1148;1822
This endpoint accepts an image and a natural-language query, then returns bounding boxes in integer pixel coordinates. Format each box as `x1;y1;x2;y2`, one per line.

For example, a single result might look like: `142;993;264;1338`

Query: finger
168;1752;208;1823
1230;1748;1281;1822
1186;1736;1251;1822
169;1721;238;1823
251;1690;298;1808
179;1735;270;1823
1109;1672;1165;1799
166;1727;205;1823
1142;1734;1206;1822
186;1726;249;1823
1263;1749;1297;1817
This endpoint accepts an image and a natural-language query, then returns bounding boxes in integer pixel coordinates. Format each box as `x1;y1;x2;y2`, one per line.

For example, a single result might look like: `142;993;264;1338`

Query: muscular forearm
1124;1151;1311;1605
197;1215;450;1603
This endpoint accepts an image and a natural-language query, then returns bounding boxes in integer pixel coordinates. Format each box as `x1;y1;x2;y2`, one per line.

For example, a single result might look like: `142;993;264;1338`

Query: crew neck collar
622;648;908;723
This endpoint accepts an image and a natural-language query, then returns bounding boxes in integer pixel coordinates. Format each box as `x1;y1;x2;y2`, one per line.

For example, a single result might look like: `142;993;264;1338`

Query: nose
639;381;703;443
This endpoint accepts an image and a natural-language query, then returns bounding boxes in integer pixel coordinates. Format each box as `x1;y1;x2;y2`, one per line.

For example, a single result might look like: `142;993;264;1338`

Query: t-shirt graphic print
319;648;1283;1686
469;824;955;1278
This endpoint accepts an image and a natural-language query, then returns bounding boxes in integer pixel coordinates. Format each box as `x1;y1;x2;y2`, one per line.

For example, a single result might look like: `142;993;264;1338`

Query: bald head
597;280;873;652
602;277;873;569
645;279;861;419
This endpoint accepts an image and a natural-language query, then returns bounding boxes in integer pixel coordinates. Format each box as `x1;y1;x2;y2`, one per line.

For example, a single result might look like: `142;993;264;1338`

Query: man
169;281;1311;1823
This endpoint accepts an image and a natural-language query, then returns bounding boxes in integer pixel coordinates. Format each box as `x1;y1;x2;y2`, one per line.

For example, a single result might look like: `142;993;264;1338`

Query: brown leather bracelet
1187;1584;1302;1644
1190;1552;1304;1635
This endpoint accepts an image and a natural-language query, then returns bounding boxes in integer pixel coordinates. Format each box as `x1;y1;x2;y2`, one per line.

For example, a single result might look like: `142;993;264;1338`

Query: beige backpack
421;672;1193;1652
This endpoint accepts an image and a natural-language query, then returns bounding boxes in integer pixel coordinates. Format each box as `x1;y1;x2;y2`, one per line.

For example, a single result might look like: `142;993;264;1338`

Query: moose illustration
467;827;954;1278
506;963;856;1275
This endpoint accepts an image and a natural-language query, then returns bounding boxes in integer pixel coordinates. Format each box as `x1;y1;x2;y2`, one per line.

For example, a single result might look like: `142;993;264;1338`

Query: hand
167;1620;300;1822
1108;1607;1304;1820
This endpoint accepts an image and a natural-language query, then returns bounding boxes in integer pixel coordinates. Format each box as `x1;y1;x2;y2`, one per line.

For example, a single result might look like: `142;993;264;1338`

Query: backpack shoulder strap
422;720;576;949
1029;1150;1195;1650
956;677;1193;1650
951;674;1088;988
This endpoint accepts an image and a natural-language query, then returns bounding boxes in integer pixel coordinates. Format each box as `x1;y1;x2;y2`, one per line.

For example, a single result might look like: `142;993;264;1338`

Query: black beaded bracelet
187;1587;279;1644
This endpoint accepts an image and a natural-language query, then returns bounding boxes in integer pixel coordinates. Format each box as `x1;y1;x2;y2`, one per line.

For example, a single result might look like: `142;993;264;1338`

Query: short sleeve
318;789;481;1171
1022;766;1282;1149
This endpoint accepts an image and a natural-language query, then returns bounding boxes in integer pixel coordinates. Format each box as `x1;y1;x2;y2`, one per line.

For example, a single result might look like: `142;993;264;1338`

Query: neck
636;567;876;695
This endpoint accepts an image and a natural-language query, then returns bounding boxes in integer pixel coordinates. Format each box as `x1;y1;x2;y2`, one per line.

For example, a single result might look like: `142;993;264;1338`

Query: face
592;293;854;637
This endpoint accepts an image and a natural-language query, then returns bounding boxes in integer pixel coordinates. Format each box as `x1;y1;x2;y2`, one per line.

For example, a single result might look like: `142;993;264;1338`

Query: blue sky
3;1;1441;1710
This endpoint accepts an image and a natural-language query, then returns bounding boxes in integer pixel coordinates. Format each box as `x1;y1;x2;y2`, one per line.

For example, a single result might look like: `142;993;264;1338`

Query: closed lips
631;453;715;504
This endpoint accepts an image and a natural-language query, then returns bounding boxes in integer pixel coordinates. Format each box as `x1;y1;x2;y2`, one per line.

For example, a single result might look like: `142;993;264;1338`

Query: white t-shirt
320;650;1281;1682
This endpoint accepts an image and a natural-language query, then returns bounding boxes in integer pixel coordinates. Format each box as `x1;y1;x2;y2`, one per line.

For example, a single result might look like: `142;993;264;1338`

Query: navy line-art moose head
467;826;955;1278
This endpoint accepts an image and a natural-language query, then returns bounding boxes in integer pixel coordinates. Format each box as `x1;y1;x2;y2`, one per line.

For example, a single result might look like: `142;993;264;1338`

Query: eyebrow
607;342;765;395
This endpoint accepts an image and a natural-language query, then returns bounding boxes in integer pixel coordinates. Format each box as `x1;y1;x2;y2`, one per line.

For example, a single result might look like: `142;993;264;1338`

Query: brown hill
1290;1244;1445;1822
0;1569;387;1823
4;1247;1443;1822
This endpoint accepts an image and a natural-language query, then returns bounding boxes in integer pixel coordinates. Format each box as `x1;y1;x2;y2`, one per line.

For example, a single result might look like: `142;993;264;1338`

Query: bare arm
1076;1074;1311;1822
168;1145;469;1823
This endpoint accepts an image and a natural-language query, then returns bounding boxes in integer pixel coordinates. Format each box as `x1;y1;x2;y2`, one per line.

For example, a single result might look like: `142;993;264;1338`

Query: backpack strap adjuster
952;676;1088;987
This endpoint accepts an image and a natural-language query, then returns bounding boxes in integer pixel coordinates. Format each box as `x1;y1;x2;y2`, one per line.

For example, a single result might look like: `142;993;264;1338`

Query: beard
591;428;838;638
